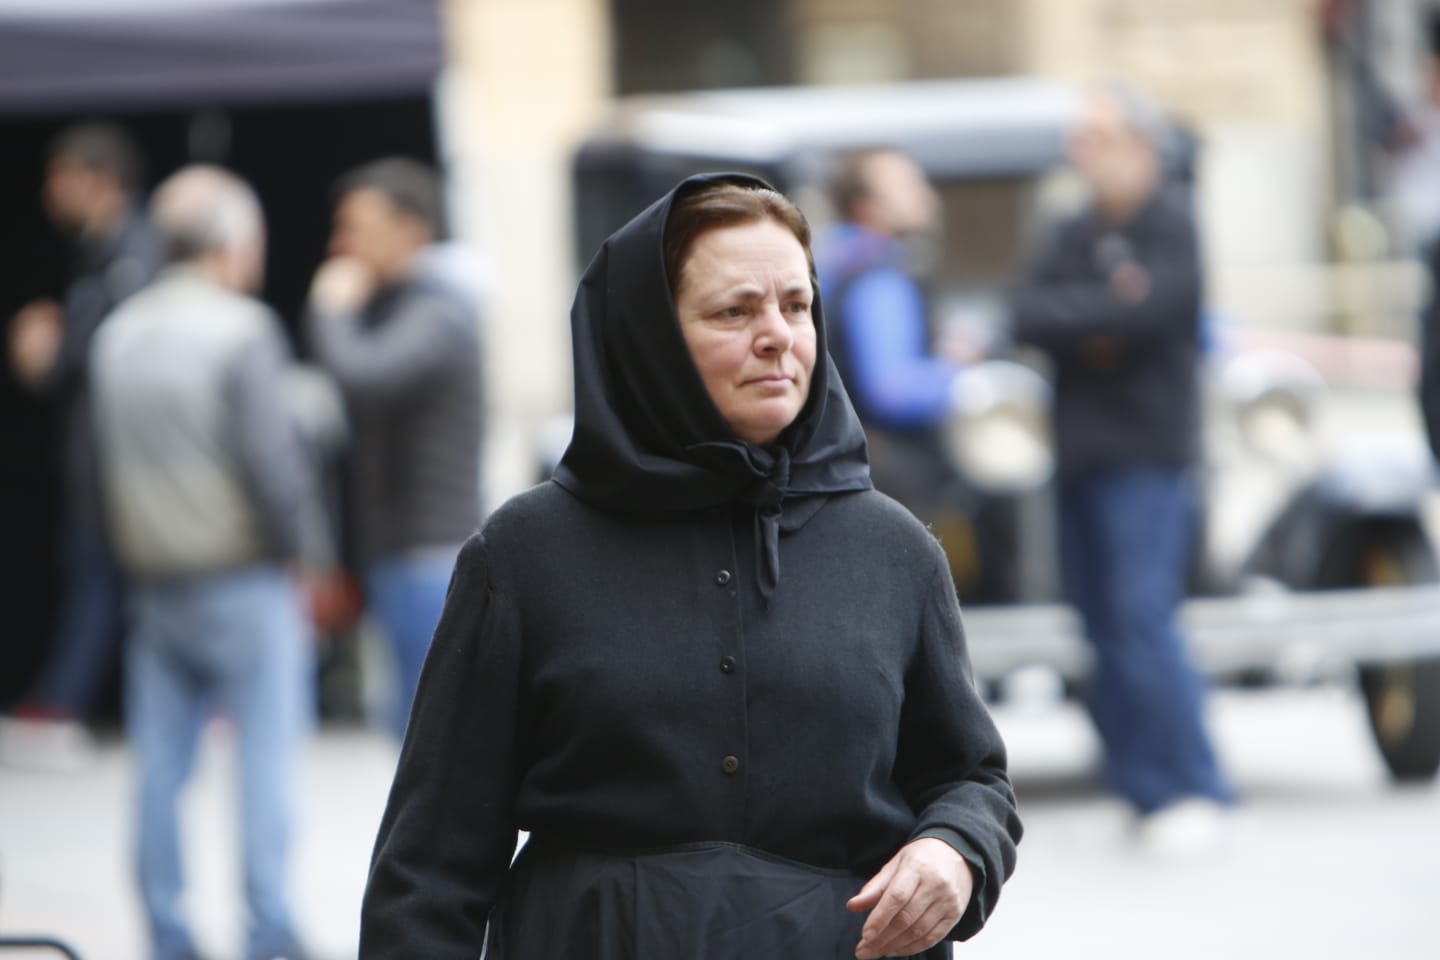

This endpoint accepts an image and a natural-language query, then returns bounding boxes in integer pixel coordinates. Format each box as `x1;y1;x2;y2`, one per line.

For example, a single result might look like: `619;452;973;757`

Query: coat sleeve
1418;245;1440;462
221;315;326;566
307;291;472;404
840;268;958;429
360;533;524;957
893;542;1022;942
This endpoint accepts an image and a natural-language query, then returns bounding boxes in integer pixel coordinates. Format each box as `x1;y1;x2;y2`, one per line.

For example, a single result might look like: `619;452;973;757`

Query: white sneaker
1135;797;1227;858
0;715;97;772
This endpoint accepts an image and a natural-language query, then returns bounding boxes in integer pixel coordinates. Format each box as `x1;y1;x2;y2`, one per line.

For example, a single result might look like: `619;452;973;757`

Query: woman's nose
754;303;793;353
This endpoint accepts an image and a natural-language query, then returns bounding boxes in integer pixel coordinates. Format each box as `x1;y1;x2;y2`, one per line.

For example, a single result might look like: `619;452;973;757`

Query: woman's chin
729;408;802;445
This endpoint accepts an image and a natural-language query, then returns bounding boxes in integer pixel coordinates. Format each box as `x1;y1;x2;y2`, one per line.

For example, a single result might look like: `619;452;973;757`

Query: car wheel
1355;533;1440;781
1359;657;1440;781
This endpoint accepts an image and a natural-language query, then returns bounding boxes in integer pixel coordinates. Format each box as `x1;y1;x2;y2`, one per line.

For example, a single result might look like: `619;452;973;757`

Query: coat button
721;754;740;774
714;569;732;586
720;656;736;674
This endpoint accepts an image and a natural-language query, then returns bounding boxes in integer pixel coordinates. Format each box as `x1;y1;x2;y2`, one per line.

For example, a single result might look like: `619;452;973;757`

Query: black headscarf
553;172;872;600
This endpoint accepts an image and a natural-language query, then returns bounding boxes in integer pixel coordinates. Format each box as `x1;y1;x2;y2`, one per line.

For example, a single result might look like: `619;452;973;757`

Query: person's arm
307;288;471;405
1012;210;1201;351
842;268;959;429
856;541;1021;953
360;534;523;956
221;318;328;565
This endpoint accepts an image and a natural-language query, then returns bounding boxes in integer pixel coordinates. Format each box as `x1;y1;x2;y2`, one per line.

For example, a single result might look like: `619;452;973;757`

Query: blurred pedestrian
359;173;1020;958
90;165;322;960
1395;13;1440;460
305;157;482;739
1;123;161;768
815;148;970;531
1011;89;1233;850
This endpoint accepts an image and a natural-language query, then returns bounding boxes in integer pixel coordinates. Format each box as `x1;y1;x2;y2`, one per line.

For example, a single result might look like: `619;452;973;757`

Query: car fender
1243;438;1437;589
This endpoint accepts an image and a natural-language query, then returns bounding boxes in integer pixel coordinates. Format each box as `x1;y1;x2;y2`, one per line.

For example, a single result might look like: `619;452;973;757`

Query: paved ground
1;684;1437;960
967;685;1440;960
0;723;393;960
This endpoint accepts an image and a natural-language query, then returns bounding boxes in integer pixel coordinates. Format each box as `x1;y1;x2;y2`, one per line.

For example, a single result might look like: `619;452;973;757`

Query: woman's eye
786;301;811;315
720;305;746;318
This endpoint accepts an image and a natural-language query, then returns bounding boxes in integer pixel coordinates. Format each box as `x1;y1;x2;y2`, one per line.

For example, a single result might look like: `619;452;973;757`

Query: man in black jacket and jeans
1013;89;1232;851
2;124;160;768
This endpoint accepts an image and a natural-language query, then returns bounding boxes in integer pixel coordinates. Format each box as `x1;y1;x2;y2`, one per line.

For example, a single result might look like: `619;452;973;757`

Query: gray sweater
91;267;321;580
307;261;482;561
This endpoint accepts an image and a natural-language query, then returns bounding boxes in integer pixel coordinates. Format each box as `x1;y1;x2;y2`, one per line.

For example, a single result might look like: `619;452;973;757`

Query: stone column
440;0;612;508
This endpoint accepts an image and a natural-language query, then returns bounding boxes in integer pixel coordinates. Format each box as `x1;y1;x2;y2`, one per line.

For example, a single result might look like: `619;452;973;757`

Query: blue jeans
367;548;457;739
126;567;313;960
29;517;124;716
1058;468;1233;814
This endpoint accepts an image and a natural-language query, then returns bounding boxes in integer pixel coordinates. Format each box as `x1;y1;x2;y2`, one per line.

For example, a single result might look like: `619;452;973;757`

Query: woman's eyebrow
707;283;765;302
700;279;809;305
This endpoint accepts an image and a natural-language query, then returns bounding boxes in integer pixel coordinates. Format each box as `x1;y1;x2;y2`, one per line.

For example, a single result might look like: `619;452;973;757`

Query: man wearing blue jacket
816;149;967;534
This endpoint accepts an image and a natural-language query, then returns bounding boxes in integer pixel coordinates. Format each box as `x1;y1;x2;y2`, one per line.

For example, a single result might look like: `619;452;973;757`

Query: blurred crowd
7;9;1440;947
2;127;483;960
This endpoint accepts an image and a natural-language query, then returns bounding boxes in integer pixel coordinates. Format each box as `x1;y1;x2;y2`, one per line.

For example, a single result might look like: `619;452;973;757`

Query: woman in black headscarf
359;173;1021;959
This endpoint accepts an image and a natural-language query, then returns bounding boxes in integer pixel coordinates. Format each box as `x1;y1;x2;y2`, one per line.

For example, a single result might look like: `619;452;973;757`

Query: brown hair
663;180;814;299
48;122;144;193
827;147;898;221
335;156;447;239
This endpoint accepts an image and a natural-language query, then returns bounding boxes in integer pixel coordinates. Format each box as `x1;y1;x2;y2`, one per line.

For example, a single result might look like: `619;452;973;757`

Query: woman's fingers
856;866;921;955
852;838;975;959
846;854;899;913
868;895;961;958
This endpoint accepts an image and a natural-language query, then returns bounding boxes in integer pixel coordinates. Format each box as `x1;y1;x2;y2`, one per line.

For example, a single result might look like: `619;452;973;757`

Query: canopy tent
0;0;444;114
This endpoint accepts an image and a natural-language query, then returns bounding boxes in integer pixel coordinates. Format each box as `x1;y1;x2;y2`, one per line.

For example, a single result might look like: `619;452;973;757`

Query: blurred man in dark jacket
306;158;483;739
2;123;160;767
1012;90;1233;851
1398;14;1440;461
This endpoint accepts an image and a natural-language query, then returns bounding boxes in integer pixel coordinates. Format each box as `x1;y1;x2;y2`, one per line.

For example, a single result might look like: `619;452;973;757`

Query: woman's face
674;218;817;446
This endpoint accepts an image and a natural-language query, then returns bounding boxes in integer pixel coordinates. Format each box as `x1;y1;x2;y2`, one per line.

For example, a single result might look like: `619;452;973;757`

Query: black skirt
483;839;947;959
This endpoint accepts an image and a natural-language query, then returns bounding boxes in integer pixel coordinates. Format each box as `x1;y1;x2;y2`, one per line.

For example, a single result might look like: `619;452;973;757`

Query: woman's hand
847;837;975;959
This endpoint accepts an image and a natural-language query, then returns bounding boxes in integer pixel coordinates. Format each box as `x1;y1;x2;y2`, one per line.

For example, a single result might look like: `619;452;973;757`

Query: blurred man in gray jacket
91;165;320;960
307;157;482;739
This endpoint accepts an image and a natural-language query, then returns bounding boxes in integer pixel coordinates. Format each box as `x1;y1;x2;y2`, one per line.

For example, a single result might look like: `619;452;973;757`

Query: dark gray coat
51;207;162;529
361;481;1019;957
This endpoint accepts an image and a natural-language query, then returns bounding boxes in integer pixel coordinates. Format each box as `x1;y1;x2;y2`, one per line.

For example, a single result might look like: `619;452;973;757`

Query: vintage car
570;76;1440;781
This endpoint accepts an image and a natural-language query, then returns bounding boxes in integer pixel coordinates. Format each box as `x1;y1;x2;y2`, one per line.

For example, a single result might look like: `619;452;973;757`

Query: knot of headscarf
689;440;792;603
